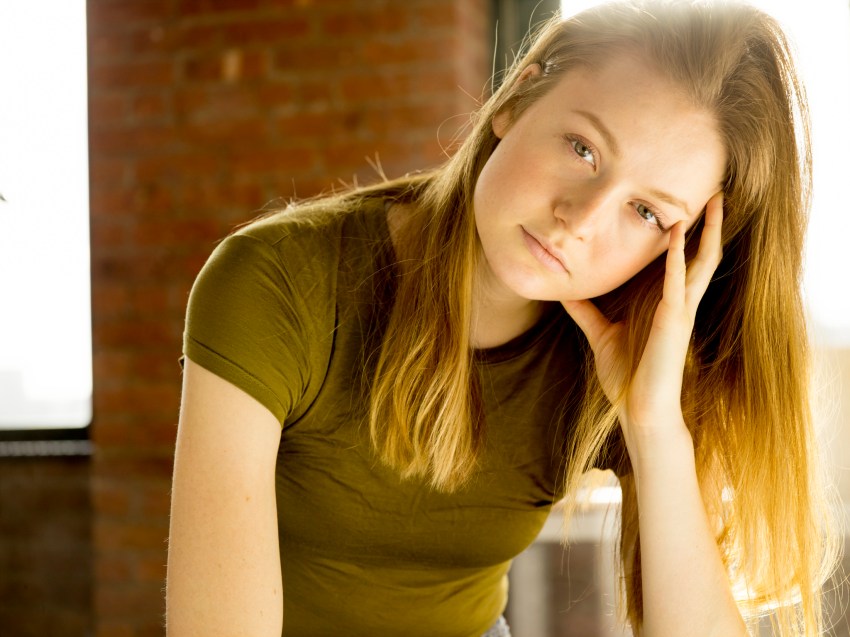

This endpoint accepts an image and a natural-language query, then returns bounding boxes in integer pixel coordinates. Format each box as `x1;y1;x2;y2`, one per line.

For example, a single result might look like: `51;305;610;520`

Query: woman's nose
553;186;616;241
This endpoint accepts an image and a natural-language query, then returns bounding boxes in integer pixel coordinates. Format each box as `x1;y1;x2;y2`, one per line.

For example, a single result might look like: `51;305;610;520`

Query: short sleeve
181;233;314;426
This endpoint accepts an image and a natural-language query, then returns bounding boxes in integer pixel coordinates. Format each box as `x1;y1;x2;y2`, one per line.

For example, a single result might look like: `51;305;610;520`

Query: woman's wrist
621;411;695;479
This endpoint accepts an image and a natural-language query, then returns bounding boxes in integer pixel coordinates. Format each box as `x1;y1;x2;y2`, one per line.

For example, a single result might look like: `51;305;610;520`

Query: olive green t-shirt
180;198;590;637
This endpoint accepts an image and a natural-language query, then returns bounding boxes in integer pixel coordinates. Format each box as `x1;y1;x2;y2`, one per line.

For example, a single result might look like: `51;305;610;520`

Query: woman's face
473;53;727;303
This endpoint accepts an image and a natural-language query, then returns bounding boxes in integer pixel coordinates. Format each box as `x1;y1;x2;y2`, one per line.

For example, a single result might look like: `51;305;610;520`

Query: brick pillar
87;1;491;634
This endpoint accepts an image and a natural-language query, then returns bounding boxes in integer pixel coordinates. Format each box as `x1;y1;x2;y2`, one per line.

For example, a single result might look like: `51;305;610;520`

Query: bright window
0;1;92;432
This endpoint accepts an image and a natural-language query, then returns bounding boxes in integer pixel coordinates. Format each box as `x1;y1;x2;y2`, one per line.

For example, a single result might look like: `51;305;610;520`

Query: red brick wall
87;1;491;634
0;456;92;636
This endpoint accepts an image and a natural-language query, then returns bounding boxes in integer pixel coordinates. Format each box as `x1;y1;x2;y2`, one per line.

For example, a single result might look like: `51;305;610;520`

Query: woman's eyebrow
573;109;621;157
647;188;693;218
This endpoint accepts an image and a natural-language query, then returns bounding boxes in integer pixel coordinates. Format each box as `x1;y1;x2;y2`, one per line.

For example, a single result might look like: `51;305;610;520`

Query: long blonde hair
266;1;839;634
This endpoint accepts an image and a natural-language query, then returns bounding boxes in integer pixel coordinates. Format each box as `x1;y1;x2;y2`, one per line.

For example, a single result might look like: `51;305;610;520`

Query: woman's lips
521;227;569;274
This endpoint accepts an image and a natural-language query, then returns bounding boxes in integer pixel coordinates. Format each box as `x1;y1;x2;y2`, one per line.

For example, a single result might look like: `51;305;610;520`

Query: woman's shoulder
193;196;390;307
183;197;389;425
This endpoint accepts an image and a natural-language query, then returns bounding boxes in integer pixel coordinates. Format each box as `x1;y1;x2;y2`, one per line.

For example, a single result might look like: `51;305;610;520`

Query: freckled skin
473;54;727;305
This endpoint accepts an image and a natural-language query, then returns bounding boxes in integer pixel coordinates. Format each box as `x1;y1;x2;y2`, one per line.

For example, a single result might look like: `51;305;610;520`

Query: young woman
166;1;840;636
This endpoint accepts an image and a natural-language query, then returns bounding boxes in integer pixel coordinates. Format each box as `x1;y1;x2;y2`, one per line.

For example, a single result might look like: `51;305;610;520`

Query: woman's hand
561;192;724;460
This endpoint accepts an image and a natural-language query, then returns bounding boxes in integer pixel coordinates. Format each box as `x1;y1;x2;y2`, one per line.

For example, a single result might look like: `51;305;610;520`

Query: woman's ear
492;63;543;139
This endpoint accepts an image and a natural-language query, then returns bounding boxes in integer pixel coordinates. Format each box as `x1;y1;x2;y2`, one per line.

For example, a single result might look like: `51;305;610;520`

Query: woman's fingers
659;192;724;321
684;192;724;315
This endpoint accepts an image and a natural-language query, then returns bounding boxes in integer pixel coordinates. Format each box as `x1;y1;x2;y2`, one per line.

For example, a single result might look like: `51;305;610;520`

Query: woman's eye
569;138;596;167
635;203;665;230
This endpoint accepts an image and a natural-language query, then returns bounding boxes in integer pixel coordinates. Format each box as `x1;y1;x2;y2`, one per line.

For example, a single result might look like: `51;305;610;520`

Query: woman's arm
166;358;283;637
565;195;748;637
627;420;746;637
